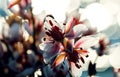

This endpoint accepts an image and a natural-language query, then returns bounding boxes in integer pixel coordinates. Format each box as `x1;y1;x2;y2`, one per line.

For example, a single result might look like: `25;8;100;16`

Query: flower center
45;20;64;42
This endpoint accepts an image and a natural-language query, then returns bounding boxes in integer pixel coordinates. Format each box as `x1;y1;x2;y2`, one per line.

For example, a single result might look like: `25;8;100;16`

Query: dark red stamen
45;26;64;42
49;20;53;26
80;56;85;63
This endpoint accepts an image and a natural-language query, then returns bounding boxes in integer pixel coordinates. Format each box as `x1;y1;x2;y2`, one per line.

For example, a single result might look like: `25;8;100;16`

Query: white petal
66;0;81;20
39;42;60;63
75;36;99;49
70;62;82;77
44;16;64;30
117;11;120;26
100;0;120;15
32;0;70;22
82;48;110;72
81;3;113;32
43;20;52;30
66;24;88;38
0;0;12;16
96;55;110;72
0;17;10;39
109;43;120;69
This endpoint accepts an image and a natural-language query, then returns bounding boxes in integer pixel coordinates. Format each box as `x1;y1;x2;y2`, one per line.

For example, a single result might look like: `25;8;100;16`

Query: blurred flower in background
0;0;120;77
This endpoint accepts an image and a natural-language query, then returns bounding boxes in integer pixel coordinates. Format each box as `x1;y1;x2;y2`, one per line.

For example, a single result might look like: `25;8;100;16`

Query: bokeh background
1;0;120;77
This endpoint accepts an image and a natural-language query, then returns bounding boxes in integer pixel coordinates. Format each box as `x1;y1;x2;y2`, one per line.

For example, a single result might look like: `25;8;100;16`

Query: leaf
51;52;66;68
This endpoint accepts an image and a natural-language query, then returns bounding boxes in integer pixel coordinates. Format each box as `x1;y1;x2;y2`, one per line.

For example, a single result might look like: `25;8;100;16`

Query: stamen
80;56;85;63
43;38;46;41
45;27;47;30
49;20;53;26
80;48;83;50
75;63;81;69
86;55;89;57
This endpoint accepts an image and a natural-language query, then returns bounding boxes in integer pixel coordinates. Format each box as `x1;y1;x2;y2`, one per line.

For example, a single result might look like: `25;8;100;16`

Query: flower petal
65;0;81;22
75;36;99;49
64;17;77;33
52;52;66;68
70;62;83;77
39;42;60;63
44;15;64;31
65;24;88;38
8;0;21;9
109;43;120;68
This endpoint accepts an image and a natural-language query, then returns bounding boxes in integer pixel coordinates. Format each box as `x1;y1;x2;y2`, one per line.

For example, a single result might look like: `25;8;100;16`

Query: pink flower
8;0;32;20
42;15;99;69
8;0;31;10
44;15;88;42
8;0;21;9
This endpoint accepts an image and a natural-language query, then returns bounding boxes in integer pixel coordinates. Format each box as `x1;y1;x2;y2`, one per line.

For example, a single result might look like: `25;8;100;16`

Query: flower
52;36;98;69
8;0;32;21
8;0;21;9
44;15;88;41
42;15;99;69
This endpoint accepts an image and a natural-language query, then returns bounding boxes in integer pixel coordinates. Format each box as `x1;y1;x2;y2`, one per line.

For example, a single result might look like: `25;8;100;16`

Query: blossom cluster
0;0;110;77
